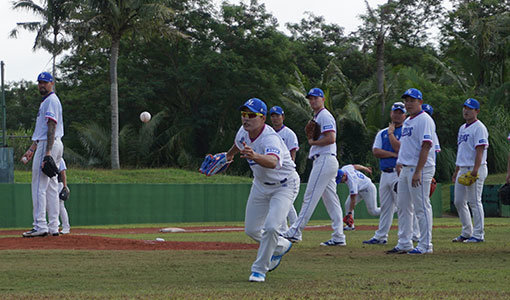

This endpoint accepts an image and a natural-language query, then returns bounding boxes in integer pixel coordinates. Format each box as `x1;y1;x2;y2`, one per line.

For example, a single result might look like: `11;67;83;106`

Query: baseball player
386;88;437;255
269;106;299;233
21;72;64;237
58;159;71;234
422;104;441;154
507;133;510;184
284;88;346;246
225;98;299;283
337;164;380;232
451;98;489;243
363;102;407;244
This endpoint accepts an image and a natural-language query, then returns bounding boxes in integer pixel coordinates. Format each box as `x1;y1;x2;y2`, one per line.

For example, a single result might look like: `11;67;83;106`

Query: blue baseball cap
239;98;267;115
335;169;345;184
401;88;422;100
422;104;433;116
463;98;480;109
306;88;324;99
37;72;54;82
269;106;284;115
391;102;406;113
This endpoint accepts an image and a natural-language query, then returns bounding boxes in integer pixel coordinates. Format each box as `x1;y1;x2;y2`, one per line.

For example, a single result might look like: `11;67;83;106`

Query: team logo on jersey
323;124;333;130
45;111;56;118
479;139;487;144
458;134;469;144
265;147;280;155
424;134;431;139
401;127;413;137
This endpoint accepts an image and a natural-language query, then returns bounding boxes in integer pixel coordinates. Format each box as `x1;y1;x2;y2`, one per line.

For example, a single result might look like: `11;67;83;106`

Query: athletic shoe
463;237;484;243
451;235;469;243
385;247;408;254
320;239;346;246
268;240;293;272
407;247;433;255
59;231;70;235
22;229;48;238
50;232;60;236
362;238;387;245
343;225;355;231
249;272;265;282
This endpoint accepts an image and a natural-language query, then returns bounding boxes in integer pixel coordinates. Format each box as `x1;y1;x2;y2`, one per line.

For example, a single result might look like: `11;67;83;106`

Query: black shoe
385;247;408;254
51;232;60;236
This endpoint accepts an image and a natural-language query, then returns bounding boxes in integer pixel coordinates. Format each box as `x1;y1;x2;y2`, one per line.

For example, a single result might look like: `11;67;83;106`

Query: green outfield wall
0;183;443;228
450;184;510;217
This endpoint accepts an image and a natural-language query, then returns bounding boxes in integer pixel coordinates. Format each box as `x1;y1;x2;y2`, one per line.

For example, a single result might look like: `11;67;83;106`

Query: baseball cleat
343;225;355;231
59;231;70;235
362;238;387;245
385;247;409;254
249;272;265;282
22;229;48;238
50;232;60;236
463;237;484;243
268;240;293;272
320;239;346;246
451;235;469;243
407;247;433;255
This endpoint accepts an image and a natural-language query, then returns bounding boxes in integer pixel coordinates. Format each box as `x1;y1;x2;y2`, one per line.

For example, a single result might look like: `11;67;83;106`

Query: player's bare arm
353;164;372;174
348;194;357;212
387;125;401;153
22;142;38;163
290;149;297;162
372;148;398;158
412;141;432;187
308;131;335;146
452;166;460;183
226;144;240;161
470;145;485;177
240;143;278;169
45;119;57;155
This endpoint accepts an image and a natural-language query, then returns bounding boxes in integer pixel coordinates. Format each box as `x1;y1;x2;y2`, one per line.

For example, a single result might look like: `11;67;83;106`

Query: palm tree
10;0;74;77
75;0;179;169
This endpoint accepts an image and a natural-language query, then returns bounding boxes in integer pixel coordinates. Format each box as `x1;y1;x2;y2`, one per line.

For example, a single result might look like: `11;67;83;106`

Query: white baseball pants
245;172;300;275
58;182;71;233
344;182;380;216
395;165;435;252
285;154;345;243
31;139;63;234
454;165;487;240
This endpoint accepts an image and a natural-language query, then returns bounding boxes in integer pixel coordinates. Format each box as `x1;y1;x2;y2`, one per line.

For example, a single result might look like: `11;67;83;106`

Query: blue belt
264;178;288;186
311;153;335;161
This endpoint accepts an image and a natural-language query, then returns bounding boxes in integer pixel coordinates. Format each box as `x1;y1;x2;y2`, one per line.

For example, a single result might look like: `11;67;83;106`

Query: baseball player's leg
412;214;421;242
285;155;335;241
287;205;298;227
322;177;345;242
251;178;297;274
374;172;396;241
360;183;380;216
467;164;487;240
31;141;50;233
454;169;472;238
59;200;70;233
46;140;63;234
411;166;435;252
245;183;269;242
395;167;414;251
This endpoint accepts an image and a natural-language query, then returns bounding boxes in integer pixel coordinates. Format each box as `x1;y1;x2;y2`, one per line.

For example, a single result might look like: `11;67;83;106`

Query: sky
0;0;388;83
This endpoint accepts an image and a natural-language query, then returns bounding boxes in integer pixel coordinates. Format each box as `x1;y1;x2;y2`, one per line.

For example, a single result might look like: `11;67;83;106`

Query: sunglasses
241;111;264;118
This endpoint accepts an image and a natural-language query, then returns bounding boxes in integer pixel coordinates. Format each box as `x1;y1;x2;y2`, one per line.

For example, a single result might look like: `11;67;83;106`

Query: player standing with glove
21;72;64;237
224;98;299;283
451;98;489;243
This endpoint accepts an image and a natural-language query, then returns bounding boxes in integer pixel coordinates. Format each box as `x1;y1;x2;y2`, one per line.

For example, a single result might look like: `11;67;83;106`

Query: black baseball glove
42;155;59;178
59;186;70;201
498;183;510;206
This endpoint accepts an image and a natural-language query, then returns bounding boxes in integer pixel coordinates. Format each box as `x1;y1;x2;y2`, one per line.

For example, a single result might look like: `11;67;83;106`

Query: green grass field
1;218;509;299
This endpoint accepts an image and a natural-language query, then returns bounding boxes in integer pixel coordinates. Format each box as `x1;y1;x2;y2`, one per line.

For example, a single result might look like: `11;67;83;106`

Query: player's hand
388;123;395;135
240;142;257;160
366;166;373;174
396;164;402;176
451;171;458;183
470;170;478;177
412;171;422;187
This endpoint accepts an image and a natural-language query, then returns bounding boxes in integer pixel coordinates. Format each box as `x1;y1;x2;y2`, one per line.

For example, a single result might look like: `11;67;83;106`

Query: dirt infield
0;225;381;251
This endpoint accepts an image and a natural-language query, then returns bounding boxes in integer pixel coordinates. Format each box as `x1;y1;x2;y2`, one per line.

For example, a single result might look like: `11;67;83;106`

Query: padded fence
449;184;510;217
0;183;442;228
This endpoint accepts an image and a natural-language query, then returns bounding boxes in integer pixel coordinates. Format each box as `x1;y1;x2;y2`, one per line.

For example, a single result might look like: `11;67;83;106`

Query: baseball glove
343;214;354;227
199;152;232;176
498;183;510;205
430;177;437;196
41;155;59;178
59;186;70;201
458;172;479;186
305;120;321;140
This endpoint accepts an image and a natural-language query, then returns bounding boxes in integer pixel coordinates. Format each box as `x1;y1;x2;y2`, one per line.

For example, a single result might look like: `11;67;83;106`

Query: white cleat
249;272;265;282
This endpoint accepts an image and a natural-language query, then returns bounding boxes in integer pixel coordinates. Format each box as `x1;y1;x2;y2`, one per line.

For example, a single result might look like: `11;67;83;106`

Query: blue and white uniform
454;120;489;241
31;92;64;235
285;108;345;243
235;124;300;276
395;111;437;253
341;164;379;216
58;159;70;234
275;125;299;232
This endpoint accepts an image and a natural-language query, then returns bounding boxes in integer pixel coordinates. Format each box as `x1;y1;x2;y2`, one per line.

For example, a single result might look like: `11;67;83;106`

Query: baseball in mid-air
140;111;151;123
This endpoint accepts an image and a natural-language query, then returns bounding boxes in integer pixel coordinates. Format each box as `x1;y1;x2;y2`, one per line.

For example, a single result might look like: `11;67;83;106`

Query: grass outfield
1;218;509;299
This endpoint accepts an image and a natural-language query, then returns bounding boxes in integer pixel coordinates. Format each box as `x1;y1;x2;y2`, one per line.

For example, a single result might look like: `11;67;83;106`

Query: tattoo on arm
46;120;56;154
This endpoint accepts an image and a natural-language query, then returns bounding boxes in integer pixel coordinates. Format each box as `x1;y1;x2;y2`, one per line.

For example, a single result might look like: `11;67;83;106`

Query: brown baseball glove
305;120;321;140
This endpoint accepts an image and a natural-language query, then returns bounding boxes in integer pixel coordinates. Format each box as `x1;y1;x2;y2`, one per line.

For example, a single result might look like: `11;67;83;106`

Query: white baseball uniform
284;108;345;243
58;159;71;234
31;92;64;234
341;164;380;217
454;120;489;240
395;111;437;253
235;124;300;275
275;125;299;231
